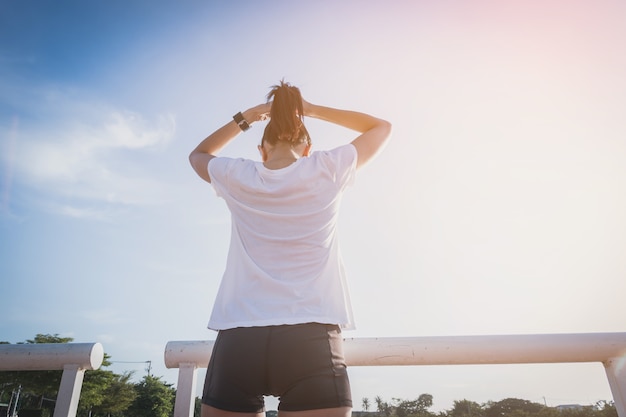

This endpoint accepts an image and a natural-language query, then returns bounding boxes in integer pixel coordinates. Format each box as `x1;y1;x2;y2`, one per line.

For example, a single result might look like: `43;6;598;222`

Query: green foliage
376;395;394;417
449;400;485;417
78;369;136;417
485;398;544;417
371;397;618;417
195;396;202;417
363;397;372;411
126;375;175;417
397;394;434;417
375;394;435;417
26;334;74;344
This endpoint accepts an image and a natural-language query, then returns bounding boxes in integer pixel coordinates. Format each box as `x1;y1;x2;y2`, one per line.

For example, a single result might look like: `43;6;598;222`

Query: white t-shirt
206;144;358;331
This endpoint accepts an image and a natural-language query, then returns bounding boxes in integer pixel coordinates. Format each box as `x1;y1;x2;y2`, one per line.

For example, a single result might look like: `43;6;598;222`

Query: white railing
0;343;104;417
165;332;626;417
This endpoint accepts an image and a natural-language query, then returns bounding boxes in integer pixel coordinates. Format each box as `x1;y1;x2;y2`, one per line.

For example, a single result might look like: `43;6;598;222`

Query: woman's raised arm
304;101;392;169
189;103;271;183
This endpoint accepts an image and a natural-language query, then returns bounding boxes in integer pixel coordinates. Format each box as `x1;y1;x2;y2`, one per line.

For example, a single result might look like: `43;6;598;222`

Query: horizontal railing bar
164;332;626;369
343;333;626;366
0;343;104;371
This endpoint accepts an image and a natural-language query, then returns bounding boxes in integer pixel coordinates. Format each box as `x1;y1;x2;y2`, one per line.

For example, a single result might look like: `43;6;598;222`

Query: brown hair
261;80;311;146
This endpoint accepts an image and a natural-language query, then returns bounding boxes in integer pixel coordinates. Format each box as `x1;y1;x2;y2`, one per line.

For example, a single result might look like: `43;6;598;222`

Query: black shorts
202;322;352;412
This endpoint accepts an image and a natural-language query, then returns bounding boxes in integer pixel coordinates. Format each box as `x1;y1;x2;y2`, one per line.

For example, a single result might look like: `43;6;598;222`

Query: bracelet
233;112;250;132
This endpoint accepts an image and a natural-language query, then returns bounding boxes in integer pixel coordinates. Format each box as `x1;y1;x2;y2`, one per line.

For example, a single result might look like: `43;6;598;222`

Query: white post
604;357;626;417
165;340;214;369
53;364;85;417
173;363;198;417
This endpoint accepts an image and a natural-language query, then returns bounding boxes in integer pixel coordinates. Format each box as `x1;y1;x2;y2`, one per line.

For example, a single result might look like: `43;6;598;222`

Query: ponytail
262;80;311;146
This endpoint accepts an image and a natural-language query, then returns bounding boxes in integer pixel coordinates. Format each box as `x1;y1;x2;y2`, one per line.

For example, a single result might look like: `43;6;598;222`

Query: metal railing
0;343;104;417
165;332;626;417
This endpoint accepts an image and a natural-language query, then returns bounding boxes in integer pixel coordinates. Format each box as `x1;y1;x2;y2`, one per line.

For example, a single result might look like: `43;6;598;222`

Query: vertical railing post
604;357;626;417
53;364;85;417
173;362;198;417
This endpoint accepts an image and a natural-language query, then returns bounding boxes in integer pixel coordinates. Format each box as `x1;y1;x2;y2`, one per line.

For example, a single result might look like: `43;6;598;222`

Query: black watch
233;112;250;132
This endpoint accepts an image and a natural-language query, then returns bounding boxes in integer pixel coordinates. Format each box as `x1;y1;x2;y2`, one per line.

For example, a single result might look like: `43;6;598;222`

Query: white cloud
47;202;119;221
103;111;175;150
20;110;175;181
7;98;176;211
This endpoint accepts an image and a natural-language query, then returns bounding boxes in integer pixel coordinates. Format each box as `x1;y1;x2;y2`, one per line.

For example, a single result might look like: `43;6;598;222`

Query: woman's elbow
378;119;393;141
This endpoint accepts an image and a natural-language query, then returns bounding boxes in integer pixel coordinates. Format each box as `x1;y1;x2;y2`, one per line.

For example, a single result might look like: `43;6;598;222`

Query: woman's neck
263;144;301;170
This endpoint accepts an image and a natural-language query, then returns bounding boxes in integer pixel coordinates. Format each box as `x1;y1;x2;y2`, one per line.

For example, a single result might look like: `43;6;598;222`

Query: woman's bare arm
189;103;270;183
304;101;392;169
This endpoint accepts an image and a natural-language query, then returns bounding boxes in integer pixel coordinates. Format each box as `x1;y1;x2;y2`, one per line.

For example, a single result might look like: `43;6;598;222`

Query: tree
78;364;136;417
394;394;434;417
485;398;544;417
126;375;175;417
374;395;434;417
376;395;393;417
363;397;371;411
26;334;74;344
449;400;485;417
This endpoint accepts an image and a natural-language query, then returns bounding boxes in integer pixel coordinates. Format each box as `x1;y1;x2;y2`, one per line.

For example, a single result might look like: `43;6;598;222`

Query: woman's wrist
303;101;317;118
242;109;256;124
233;111;251;131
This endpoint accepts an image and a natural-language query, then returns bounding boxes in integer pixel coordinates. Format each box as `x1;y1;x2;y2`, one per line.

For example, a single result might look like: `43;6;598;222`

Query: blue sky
2;0;626;411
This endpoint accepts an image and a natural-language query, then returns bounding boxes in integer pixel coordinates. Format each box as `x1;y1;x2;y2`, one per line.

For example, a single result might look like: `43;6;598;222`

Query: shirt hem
208;317;355;331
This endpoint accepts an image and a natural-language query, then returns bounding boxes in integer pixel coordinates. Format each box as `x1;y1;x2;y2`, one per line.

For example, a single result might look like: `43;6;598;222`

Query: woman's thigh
278;406;352;417
202;404;264;417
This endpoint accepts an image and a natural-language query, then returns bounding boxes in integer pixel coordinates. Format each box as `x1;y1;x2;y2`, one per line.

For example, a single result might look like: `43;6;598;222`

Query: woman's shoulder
309;143;357;166
210;156;256;168
209;156;259;182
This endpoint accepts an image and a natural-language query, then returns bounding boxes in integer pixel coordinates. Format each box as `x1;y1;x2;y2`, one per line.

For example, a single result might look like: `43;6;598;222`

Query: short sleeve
207;157;234;198
318;144;358;191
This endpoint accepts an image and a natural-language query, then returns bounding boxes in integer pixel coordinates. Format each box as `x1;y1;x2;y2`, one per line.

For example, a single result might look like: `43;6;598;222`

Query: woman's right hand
244;102;272;124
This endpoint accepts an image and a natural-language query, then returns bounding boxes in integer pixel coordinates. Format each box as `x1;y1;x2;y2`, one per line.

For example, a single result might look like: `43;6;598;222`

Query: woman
189;81;392;417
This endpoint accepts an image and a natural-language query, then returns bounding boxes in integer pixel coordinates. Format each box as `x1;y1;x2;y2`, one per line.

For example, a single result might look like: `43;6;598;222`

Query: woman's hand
243;102;272;124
